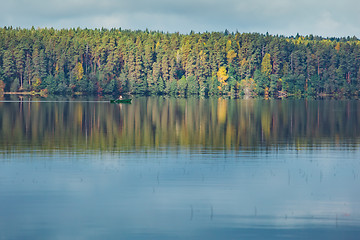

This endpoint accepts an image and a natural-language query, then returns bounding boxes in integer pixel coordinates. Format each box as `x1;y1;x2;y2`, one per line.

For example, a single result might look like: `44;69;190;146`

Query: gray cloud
1;0;359;37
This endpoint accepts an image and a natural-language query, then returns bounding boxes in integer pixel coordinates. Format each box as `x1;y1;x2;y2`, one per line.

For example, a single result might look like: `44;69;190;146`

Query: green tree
178;76;188;96
253;69;269;95
187;76;199;95
3;50;15;85
14;48;25;88
1;27;360;97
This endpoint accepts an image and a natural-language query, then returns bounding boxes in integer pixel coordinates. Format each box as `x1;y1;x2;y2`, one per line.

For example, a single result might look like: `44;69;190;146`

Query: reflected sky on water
0;97;360;239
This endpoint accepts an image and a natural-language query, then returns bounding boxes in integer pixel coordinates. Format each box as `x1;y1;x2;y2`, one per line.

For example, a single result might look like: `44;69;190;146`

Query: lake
1;96;360;240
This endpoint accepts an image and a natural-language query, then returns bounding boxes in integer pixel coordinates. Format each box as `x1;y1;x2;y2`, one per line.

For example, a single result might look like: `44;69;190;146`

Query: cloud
314;11;341;37
1;0;360;37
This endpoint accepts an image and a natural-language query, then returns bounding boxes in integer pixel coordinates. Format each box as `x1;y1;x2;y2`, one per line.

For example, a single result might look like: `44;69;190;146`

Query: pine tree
3;50;15;81
1;27;360;97
14;48;25;88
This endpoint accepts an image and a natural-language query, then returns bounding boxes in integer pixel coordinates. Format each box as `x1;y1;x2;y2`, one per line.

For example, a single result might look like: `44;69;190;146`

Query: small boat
110;99;132;104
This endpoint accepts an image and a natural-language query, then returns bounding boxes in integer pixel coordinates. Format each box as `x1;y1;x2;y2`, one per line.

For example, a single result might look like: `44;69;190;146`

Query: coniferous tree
14;48;25;89
0;27;360;97
3;50;16;88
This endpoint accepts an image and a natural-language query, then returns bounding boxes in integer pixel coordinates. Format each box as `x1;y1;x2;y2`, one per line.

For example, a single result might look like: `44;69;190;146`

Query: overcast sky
1;0;359;37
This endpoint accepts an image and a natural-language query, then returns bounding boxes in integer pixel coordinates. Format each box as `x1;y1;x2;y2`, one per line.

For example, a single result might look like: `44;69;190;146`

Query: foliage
261;53;272;77
240;78;257;96
0;80;5;93
1;27;360;97
217;66;229;92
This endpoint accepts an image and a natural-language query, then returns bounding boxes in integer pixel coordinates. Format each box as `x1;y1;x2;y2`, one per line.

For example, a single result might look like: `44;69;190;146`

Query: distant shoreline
1;28;360;98
3;92;45;96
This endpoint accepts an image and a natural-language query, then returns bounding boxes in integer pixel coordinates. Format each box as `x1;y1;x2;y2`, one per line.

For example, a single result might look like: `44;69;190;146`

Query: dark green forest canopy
1;27;360;97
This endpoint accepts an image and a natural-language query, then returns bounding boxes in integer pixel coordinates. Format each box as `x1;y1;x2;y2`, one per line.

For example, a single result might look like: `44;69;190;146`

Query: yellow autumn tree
261;53;272;77
55;63;59;75
335;42;340;52
217;66;229;91
75;62;84;80
32;77;41;90
227;50;237;64
226;39;232;52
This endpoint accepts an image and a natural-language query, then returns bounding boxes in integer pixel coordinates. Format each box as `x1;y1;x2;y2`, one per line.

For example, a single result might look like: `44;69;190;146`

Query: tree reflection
1;97;360;152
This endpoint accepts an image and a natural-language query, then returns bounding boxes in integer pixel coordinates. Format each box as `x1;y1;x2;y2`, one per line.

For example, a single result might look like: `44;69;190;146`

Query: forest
1;27;360;97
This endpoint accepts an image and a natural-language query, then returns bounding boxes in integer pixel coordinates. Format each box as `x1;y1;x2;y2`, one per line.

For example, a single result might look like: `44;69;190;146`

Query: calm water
1;96;360;240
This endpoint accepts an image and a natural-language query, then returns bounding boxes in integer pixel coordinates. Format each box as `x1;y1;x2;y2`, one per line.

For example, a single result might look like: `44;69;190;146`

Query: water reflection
0;97;360;239
1;97;360;152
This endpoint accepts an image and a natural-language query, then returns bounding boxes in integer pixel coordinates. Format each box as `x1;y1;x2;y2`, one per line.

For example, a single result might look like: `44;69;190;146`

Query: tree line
1;27;360;97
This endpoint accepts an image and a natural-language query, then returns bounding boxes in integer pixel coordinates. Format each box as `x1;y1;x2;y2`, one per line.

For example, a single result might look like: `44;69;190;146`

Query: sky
1;0;359;37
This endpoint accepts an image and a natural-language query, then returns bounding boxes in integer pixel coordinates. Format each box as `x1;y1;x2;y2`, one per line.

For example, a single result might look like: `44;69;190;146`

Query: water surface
1;97;360;239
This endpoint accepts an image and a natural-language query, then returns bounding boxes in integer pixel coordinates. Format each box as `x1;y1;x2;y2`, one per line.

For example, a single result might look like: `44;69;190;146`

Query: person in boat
118;95;123;100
